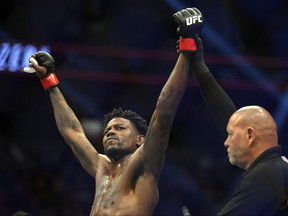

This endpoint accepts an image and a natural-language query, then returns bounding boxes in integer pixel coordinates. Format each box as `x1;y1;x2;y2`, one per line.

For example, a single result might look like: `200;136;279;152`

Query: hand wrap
41;73;59;91
178;38;197;52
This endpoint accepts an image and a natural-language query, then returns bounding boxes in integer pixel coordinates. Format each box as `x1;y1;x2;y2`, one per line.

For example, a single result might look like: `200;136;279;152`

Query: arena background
0;0;288;215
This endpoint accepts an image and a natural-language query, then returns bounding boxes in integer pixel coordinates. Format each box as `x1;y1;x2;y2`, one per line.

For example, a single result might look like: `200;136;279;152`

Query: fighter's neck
109;155;131;178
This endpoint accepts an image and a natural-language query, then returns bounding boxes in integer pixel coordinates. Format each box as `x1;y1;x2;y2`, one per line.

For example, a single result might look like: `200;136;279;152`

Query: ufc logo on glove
173;7;204;52
186;16;203;25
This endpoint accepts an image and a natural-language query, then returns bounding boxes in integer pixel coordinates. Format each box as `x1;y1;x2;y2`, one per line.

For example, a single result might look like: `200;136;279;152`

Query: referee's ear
247;127;256;147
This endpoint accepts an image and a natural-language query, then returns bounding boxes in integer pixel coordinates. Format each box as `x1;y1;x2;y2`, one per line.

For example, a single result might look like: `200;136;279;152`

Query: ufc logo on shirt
186;16;203;25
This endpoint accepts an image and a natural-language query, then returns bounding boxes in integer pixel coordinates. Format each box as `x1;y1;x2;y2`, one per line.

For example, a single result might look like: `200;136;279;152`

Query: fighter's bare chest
99;175;122;193
93;174;126;208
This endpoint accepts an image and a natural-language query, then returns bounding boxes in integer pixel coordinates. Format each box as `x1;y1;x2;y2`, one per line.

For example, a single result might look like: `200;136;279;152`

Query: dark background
0;0;288;215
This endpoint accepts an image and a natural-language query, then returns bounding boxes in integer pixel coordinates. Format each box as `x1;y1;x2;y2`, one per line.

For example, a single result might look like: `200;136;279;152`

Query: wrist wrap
41;73;59;91
179;38;197;52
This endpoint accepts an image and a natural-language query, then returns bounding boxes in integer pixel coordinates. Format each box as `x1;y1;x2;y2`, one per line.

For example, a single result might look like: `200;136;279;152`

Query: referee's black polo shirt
218;146;288;216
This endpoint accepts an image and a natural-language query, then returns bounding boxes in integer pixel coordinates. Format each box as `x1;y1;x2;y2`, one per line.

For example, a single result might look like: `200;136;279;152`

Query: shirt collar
247;146;282;171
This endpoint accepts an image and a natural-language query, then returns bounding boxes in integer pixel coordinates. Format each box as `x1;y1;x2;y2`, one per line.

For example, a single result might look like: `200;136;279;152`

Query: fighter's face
102;117;140;158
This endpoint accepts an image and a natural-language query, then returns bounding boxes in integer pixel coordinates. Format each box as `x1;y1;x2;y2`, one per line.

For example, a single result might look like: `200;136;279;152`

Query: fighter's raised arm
172;8;235;135
139;7;205;178
25;52;99;177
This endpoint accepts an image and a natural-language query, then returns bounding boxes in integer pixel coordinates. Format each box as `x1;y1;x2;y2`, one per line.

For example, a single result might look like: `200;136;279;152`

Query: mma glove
37;52;59;91
35;51;55;75
173;7;204;52
24;51;59;91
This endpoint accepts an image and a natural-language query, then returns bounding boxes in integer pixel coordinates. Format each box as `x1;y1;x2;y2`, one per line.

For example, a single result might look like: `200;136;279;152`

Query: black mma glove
35;52;58;91
173;7;204;52
23;51;59;91
23;51;55;77
34;51;55;74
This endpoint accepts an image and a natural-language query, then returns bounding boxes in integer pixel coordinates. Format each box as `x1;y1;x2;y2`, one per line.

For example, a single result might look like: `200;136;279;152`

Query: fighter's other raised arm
141;8;204;177
24;52;99;177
